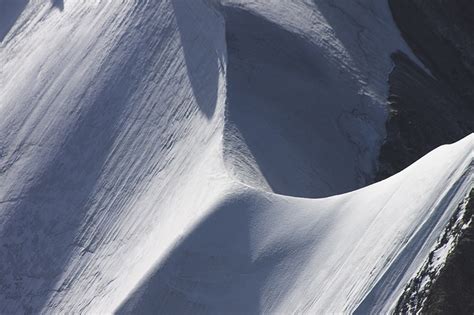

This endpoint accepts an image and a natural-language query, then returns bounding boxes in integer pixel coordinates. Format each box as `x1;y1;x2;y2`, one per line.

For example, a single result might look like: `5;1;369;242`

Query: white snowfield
0;0;472;314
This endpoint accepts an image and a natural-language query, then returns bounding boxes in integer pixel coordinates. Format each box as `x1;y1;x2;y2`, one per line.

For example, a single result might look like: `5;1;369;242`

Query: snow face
1;0;229;312
222;0;424;198
0;0;472;314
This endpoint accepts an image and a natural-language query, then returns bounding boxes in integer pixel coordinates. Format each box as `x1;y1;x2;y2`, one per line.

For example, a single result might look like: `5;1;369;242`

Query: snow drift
0;0;472;313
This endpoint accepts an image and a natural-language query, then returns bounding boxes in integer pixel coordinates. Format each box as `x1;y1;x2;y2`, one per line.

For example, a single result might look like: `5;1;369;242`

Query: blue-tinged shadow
117;194;290;314
170;0;220;119
51;0;63;11
0;0;28;42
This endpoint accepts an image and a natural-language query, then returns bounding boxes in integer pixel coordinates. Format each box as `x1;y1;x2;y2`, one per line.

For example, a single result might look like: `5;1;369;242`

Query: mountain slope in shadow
223;6;380;198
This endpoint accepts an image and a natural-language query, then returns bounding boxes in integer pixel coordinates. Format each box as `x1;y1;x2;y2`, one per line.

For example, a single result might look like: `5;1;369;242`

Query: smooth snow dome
0;0;473;314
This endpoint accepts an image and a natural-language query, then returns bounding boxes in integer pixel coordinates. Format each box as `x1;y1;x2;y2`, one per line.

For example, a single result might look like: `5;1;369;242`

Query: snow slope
0;0;472;313
222;0;422;198
118;135;473;314
1;0;229;312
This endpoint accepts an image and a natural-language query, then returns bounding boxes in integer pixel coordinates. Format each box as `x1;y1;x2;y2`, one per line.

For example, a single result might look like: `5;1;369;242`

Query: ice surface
0;0;472;313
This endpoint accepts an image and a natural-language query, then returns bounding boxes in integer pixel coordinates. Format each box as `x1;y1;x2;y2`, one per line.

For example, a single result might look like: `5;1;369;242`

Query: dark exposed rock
377;51;474;179
378;0;474;180
422;190;474;314
393;190;473;314
389;0;474;105
387;1;474;312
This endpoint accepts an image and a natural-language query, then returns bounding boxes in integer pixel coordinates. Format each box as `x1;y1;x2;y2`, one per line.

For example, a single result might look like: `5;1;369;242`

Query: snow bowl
221;5;385;198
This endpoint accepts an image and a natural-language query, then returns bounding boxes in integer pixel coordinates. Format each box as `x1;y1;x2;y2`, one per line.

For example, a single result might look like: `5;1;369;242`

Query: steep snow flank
0;0;229;313
222;0;423;197
0;0;472;314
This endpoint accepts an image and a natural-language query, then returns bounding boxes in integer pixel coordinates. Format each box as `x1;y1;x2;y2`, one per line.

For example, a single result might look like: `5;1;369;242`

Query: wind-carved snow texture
1;0;228;312
0;0;473;314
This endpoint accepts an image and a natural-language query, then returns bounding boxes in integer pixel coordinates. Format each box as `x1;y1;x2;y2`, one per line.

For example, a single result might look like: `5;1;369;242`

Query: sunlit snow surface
0;0;473;313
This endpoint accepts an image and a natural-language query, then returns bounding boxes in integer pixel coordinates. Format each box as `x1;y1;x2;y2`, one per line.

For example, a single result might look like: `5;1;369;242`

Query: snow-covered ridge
118;134;473;314
0;0;472;313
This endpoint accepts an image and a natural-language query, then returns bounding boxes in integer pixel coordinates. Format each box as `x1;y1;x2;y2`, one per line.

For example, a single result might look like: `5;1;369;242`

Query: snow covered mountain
0;0;472;313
